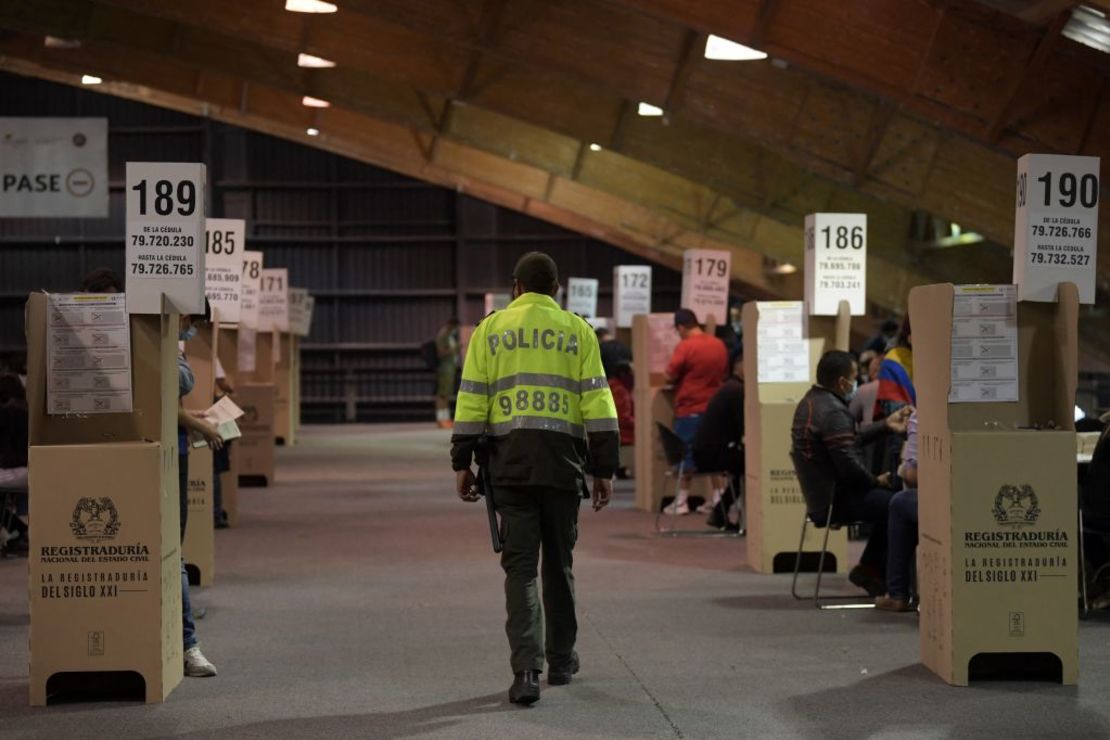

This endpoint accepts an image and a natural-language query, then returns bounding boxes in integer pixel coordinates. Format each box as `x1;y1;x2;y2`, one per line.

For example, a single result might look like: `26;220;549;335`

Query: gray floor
2;424;1110;738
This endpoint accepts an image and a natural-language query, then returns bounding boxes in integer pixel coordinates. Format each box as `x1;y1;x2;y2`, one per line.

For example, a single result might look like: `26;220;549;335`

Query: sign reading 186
124;162;206;315
804;213;867;316
1013;153;1100;304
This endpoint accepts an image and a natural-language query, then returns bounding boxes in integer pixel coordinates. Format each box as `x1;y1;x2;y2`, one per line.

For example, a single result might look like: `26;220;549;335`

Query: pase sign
0;118;108;217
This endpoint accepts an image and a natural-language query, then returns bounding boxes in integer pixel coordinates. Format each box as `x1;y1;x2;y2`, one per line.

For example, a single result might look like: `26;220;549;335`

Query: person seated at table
876;410;918;612
692;347;745;532
791;350;911;596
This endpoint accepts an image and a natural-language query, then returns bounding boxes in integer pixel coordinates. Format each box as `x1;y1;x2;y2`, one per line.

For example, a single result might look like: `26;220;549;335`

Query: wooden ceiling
1;0;1108;365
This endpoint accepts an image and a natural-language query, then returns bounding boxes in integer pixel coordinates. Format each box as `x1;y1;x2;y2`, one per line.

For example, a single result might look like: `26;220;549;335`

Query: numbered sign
258;268;289;333
680;249;731;324
204;218;245;325
125;162;206;314
566;277;599;317
239;250;263;329
804;213;867;316
300;294;315;338
288;287;310;336
613;265;651;328
1014;153;1100;304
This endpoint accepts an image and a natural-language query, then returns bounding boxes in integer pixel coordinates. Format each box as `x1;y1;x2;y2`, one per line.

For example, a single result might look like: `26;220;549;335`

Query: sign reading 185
130;178;196;216
206;227;237;255
1017;169;1099;209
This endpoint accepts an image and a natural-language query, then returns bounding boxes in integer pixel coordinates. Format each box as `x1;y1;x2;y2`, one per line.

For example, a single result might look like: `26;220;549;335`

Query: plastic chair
653;422;743;537
789;451;874;609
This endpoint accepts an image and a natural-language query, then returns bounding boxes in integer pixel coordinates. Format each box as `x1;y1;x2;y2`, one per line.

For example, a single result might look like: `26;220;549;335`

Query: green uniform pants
493;485;581;674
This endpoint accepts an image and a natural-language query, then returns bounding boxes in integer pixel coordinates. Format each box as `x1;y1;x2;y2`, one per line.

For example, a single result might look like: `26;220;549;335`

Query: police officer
451;251;620;705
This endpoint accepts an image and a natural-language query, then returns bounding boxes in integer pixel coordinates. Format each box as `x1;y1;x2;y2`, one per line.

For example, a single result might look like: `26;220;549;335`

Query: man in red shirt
663;308;729;515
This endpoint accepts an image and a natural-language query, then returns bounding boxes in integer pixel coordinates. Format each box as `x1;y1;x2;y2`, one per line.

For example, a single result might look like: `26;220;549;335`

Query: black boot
509;670;540;705
548;653;580;686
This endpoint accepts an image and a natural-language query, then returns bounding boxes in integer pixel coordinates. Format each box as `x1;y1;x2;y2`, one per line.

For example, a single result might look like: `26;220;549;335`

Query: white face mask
842;378;858;402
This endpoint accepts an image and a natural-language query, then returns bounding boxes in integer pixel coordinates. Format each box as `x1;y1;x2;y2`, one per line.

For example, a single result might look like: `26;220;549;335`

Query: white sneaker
184;646;218;677
663;501;690;516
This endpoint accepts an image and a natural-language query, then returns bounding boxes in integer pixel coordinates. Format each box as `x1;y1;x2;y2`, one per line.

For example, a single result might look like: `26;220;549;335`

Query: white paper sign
204;218;244;325
125;162;206;314
0;117;108;217
288;287;308;336
681;249;731;324
949;285;1019;403
484;293;510;315
239;250;263;329
804;213;867;316
756;301;809;384
46;293;132;414
301;295;315;338
1014;153;1100;304
238;327;257;374
258;268;289;332
613;265;651;328
566;277;599;317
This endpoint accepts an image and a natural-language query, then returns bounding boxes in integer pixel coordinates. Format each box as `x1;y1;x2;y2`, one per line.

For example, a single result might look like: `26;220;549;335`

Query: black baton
475;436;503;553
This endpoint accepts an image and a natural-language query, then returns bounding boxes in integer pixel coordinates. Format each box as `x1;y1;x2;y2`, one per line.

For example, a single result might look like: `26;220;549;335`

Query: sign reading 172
1017;170;1099;208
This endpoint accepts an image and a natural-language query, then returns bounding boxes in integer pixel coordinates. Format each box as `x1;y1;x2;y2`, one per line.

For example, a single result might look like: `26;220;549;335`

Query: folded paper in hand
192;395;246;448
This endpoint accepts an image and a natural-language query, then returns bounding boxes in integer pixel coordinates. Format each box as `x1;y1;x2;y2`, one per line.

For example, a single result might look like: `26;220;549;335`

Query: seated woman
876;410;918;612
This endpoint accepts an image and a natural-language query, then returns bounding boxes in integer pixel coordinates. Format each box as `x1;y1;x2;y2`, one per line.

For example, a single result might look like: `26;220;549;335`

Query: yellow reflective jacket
450;292;620;490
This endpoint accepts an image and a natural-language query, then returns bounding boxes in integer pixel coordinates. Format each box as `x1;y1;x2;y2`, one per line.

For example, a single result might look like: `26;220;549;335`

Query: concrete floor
2;424;1110;738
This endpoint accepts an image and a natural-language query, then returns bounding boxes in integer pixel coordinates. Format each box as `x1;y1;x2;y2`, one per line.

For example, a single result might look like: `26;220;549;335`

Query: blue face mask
179;325;198;342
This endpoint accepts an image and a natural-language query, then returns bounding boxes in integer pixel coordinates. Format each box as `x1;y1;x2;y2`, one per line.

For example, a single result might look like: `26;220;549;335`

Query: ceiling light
285;0;338;12
302;95;330;108
773;263;797;275
704;34;768;61
81;75;102;85
637;102;664;116
298;53;336;68
589;143;602;152
44;36;81;49
306;127;320;136
1065;5;1110;54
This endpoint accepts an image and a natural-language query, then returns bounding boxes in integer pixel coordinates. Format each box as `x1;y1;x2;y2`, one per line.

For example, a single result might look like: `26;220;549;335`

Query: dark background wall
0;72;683;422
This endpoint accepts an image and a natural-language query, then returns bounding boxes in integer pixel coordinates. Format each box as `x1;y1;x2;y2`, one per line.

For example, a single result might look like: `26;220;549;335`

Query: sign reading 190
1017;170;1099;209
819;225;864;249
130;178;197;216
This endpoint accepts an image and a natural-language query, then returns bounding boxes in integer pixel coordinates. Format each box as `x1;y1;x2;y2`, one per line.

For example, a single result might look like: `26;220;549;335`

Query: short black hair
81;267;123;293
674;308;698;328
881;318;899;334
595;327;612;340
816;350;856;389
512;251;559;294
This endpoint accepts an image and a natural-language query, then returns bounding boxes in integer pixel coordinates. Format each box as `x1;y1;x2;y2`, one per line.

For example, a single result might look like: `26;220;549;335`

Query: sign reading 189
130;178;196;216
1017;170;1099;208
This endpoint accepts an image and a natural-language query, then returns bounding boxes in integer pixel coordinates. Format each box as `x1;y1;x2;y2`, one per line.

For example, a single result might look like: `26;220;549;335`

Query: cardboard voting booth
237;383;276;487
182;321;217;587
743;301;850;573
274;332;296;446
216;325;240;525
24;293;182;705
909;282;1079;686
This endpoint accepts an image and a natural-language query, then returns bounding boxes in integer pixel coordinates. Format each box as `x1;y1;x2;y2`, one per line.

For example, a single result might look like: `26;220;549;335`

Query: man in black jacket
791;350;910;596
692;348;744;531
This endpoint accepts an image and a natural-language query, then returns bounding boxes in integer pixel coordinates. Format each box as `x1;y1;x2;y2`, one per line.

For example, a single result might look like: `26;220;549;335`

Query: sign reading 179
1017;170;1099;208
686;256;728;277
130;178;197;216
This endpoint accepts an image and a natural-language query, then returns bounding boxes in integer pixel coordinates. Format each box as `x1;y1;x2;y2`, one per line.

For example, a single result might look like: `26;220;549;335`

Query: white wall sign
756;301;809;384
681;249;731;324
804;212;867;316
613;265;652;328
125;162;206;314
0;117;108;217
46;293;132;414
1014;153;1100;304
258;268;289;332
239;250;263;329
204;218;245;325
566;277;599;317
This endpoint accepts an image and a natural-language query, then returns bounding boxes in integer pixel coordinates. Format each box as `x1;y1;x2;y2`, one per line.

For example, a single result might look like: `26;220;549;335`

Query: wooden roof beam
986;8;1070;142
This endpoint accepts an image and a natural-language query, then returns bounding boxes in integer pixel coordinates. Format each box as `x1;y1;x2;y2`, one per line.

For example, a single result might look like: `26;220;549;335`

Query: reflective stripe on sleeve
583;417;620;433
579;376;609;393
488;416;586;438
458;379;489;394
452;421;488;435
490;373;580;394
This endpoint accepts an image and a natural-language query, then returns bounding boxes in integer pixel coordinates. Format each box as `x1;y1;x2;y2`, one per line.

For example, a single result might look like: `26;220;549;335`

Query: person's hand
199;420;224;450
189;409;208;419
877;472;892;489
592;477;613;511
885;406;913;435
456;469;480;502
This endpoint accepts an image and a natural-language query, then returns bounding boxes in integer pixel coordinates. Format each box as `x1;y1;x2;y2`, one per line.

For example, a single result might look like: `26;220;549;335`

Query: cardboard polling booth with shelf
25;293;183;705
909;282;1079;686
742;300;851;574
182;314;218;587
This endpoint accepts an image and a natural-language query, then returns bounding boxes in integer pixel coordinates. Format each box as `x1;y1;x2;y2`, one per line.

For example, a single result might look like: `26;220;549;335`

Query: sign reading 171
1013;153;1100;304
124;162;206;315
